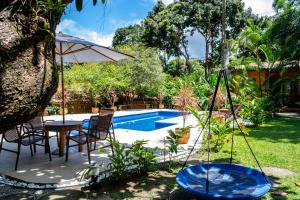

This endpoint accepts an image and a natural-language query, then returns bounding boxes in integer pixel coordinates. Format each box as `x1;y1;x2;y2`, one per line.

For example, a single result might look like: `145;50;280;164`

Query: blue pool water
112;111;180;131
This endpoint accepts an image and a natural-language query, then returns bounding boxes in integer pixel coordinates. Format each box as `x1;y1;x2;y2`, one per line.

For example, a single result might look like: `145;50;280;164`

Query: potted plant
172;83;198;144
107;89;118;111
92;94;101;114
158;92;165;109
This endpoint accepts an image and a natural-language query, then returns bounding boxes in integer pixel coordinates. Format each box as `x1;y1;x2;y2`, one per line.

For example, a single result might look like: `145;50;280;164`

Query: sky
56;0;275;59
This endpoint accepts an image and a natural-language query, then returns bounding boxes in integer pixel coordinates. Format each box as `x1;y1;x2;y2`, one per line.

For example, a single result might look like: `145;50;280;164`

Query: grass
88;117;300;199
195;116;300;200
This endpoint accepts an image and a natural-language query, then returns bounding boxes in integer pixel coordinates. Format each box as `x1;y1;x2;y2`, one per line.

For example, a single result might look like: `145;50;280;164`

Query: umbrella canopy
55;32;132;63
55;32;132;122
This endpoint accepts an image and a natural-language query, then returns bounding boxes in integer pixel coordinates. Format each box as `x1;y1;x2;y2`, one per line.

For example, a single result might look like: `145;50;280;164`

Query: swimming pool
113;111;181;131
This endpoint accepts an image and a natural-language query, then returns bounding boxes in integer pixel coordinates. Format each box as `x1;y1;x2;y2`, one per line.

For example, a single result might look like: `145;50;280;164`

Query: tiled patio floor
0;110;201;187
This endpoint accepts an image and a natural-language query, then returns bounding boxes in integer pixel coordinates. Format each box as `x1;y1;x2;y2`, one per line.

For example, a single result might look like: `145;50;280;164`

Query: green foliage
143;0;250;73
166;129;181;155
239;98;267;127
208;118;233;153
46;105;60;115
130;140;156;174
64;62;131;105
188;106;232;152
266;0;300;60
112;24;144;48
118;45;165;98
108;139;131;179
108;139;156;180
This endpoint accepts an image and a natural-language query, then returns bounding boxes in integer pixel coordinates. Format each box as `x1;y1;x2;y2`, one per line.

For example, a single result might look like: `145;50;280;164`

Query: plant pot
43;110;48;116
92;107;99;114
111;106;118;111
159;103;164;109
175;128;190;144
59;108;68;115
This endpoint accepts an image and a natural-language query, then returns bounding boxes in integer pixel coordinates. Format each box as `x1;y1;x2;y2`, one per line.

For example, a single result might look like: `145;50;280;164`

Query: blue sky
56;0;275;59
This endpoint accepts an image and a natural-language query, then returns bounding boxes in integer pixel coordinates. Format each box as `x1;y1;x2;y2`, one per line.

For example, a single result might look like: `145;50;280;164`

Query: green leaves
75;0;82;12
75;0;106;12
166;129;181;155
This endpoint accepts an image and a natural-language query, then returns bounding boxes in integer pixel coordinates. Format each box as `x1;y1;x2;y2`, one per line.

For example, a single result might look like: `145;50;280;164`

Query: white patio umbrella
55;32;133;123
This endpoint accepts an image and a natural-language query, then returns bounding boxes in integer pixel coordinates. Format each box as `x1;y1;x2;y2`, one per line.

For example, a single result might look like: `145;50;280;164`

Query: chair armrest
67;128;86;137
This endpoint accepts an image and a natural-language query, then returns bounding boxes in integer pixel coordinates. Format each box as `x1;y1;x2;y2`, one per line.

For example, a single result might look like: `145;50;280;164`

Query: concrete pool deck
0;109;203;188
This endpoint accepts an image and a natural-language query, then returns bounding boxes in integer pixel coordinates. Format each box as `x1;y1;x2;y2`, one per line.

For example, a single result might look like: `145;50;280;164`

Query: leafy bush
46;105;60;115
208;118;233;152
166;129;181;155
108;139;157;180
130;140;156;174
188;106;232;153
240;98;267;126
108;139;131;180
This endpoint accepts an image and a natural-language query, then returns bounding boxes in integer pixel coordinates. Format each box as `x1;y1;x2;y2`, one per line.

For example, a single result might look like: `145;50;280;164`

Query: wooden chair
65;114;115;164
0;123;52;170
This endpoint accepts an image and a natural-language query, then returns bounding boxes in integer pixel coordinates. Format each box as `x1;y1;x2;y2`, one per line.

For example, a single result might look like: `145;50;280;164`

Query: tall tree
112;24;144;48
143;0;250;79
0;0;104;129
143;1;192;75
267;0;300;60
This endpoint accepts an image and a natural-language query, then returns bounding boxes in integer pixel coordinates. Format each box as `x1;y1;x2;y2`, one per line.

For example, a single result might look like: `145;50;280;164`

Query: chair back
28;116;43;127
3;127;21;142
88;114;113;140
99;108;115;115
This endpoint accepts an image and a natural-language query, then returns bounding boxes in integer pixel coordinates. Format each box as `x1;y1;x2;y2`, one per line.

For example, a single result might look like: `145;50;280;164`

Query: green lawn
196;117;300;200
89;117;300;199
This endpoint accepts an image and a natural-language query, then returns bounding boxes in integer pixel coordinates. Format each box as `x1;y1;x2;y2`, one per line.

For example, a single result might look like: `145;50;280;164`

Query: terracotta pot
111;106;118;111
159;103;164;109
175;128;190;144
59;108;68;115
91;107;99;114
213;114;225;123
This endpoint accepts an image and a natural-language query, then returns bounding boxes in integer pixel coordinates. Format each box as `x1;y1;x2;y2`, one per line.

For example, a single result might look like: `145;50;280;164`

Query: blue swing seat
176;163;272;199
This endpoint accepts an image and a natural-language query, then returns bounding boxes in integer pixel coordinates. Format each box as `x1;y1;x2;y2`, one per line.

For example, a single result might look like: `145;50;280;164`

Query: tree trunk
0;0;68;129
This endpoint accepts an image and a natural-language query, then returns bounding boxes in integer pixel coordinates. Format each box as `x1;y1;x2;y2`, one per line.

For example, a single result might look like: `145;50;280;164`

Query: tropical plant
166;129;181;156
239;98;267;127
172;82;198;127
130;140;156;174
188;106;232;153
108;139;131;180
46;105;60;115
93;94;101;108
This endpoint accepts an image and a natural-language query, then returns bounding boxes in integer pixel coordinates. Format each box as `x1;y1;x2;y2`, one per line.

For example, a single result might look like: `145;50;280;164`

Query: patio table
44;120;82;157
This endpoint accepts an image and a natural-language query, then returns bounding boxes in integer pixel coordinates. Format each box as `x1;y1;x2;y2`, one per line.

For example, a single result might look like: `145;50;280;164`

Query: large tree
112;24;144;48
266;0;300;60
0;0;104;129
143;0;250;79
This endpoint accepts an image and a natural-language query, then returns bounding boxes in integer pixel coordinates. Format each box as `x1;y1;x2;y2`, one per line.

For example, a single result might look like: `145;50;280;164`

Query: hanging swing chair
176;1;272;199
176;72;273;200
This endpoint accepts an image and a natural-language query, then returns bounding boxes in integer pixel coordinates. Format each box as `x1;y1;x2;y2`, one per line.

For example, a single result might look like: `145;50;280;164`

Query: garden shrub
130;140;156;174
240;97;267;126
108;139;157;180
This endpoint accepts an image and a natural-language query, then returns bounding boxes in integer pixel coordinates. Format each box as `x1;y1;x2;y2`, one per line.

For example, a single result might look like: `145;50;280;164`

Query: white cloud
161;0;175;5
56;18;143;47
243;0;275;16
56;19;113;47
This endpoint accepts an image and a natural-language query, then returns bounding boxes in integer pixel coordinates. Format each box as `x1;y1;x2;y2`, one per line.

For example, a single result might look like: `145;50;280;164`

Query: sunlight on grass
196;117;300;200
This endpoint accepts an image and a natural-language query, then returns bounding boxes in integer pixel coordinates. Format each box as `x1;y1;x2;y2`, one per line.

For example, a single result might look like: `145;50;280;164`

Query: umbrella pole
60;42;65;123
